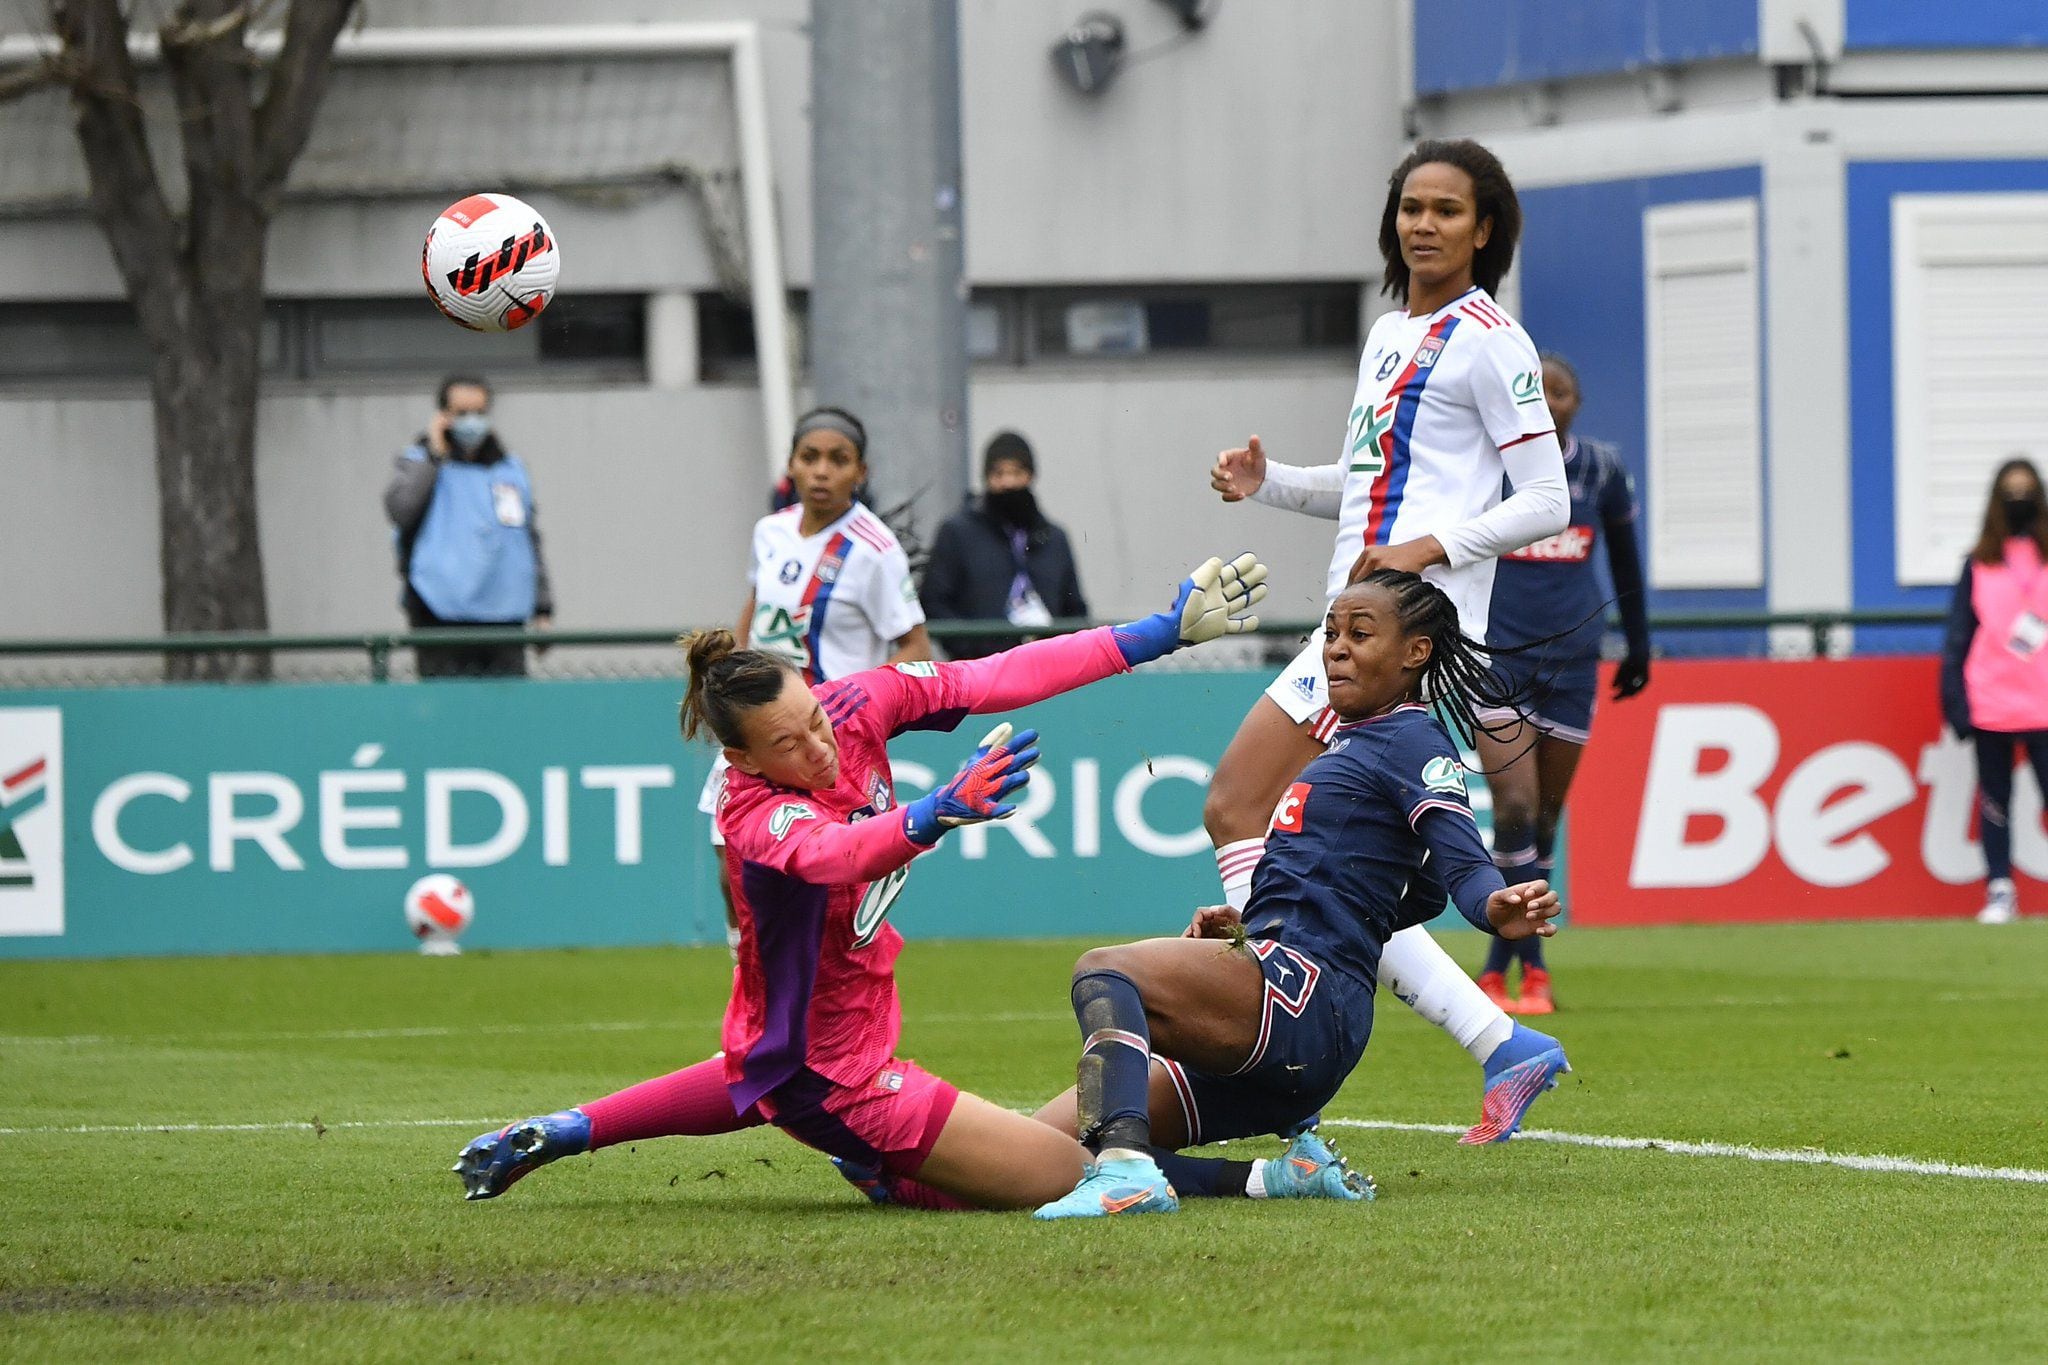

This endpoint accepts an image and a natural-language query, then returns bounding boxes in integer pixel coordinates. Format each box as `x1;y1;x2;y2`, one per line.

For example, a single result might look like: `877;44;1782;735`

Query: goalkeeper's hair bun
679;629;797;746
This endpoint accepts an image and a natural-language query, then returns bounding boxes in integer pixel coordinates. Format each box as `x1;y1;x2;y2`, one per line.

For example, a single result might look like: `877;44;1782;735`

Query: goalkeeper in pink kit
456;554;1273;1212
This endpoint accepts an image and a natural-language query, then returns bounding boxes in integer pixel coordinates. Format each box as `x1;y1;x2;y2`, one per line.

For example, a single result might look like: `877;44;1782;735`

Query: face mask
2005;498;2038;535
449;413;492;451
985;486;1038;529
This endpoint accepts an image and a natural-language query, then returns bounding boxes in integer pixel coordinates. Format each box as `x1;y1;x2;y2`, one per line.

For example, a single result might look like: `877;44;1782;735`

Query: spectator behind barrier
921;431;1089;660
1939;455;2048;925
384;373;554;678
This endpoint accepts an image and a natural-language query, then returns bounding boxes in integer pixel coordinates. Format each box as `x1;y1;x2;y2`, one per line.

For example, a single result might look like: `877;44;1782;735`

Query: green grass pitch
4;921;2046;1361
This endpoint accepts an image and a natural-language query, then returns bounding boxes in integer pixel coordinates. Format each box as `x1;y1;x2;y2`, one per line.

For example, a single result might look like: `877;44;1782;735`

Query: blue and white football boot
453;1108;592;1200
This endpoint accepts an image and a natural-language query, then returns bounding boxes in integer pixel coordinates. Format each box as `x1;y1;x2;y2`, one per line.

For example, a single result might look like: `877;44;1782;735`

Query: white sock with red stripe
1380;925;1513;1064
1215;838;1266;913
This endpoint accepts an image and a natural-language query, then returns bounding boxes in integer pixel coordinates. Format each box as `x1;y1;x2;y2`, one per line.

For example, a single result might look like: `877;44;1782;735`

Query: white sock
1246;1161;1269;1198
1215;838;1265;913
1380;925;1514;1064
725;925;742;960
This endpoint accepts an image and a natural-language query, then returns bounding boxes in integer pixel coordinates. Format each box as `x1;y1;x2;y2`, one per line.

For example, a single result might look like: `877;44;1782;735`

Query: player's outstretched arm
865;553;1271;731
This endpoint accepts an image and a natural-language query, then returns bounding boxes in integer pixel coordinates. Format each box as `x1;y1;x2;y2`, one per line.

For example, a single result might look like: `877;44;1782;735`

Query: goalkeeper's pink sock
581;1055;764;1149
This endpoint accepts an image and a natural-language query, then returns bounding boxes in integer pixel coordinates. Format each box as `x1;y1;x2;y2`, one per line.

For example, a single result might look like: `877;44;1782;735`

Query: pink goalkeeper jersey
713;627;1131;1112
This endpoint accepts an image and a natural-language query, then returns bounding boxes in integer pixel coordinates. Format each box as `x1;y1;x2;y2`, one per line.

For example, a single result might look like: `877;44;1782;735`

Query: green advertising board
0;671;1524;959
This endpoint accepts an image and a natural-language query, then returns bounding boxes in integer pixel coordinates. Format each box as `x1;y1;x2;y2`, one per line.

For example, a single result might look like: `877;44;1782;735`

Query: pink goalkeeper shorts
757;1058;961;1178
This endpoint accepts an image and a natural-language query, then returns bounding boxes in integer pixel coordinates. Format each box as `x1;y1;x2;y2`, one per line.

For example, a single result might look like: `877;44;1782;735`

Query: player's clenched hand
1348;536;1447;583
1486;880;1560;940
1210;436;1268;502
1183;905;1243;939
902;724;1041;846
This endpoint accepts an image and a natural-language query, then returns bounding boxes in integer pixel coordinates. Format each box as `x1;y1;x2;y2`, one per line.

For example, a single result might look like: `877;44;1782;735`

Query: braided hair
1350;569;1561;752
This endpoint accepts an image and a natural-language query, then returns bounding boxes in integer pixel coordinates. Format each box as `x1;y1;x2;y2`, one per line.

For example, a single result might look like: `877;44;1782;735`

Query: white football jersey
747;502;924;683
1328;287;1556;638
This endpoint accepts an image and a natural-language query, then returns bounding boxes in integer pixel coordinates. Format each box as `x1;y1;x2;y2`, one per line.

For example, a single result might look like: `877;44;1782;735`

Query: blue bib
404;449;538;622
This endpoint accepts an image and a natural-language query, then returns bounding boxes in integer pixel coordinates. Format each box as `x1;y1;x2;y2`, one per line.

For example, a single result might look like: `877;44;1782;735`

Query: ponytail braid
1352;569;1584;755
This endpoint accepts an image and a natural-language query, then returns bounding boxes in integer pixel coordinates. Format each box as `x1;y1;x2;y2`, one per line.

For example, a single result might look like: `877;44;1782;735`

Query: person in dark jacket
384;374;554;678
1939;456;2048;924
921;432;1089;659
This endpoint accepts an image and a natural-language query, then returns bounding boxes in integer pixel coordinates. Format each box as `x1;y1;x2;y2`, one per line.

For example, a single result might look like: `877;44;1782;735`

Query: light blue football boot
1033;1152;1179;1221
453;1108;591;1200
1257;1129;1375;1201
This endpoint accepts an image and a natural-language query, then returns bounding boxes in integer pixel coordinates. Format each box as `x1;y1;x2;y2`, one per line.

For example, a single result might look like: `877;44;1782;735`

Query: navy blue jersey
1243;704;1503;989
1489;436;1636;658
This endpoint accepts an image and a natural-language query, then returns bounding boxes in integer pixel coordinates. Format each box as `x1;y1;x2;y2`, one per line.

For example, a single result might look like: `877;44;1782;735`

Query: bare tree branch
49;0;184;333
158;0;249;48
0;53;69;103
252;0;352;200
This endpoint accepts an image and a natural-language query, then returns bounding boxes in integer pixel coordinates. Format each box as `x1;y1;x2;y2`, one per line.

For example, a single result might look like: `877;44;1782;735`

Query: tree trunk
150;242;270;681
42;0;360;681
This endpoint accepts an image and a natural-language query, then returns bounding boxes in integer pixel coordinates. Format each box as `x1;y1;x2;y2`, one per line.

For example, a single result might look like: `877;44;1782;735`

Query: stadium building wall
0;0;1394;643
1410;0;2048;656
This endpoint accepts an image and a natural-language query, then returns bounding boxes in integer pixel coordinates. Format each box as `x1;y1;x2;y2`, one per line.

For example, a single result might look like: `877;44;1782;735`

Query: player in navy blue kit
1472;354;1650;1015
1034;570;1562;1219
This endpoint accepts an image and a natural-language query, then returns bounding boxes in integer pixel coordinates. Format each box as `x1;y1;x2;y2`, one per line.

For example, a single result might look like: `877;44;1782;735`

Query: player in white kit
1205;140;1575;1144
699;408;930;949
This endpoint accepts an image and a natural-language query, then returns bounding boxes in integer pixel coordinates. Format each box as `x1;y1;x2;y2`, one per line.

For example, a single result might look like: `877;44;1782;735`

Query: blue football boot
1033;1153;1179;1221
1463;1023;1571;1145
453;1108;591;1200
1258;1129;1375;1201
832;1156;894;1205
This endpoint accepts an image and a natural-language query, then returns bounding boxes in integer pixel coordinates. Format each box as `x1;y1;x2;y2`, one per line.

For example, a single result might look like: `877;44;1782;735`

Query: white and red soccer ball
404;873;474;953
422;193;560;332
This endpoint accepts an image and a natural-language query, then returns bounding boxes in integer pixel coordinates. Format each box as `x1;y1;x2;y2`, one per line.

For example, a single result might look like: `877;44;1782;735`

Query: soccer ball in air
421;193;560;332
404;873;474;956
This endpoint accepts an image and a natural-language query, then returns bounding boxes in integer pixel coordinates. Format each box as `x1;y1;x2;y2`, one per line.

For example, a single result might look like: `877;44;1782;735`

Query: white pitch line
4;1112;2043;1188
1323;1118;2048;1185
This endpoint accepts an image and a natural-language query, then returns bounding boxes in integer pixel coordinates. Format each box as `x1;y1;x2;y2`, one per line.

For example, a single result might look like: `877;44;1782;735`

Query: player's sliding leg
900;1093;1092;1211
1202;697;1327;911
1033;965;1181;1219
1037;938;1287;1219
454;1055;763;1200
1028;1068;1367;1202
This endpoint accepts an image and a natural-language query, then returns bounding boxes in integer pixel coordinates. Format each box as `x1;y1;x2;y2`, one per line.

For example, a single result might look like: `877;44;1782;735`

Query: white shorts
1261;637;1342;743
698;755;730;848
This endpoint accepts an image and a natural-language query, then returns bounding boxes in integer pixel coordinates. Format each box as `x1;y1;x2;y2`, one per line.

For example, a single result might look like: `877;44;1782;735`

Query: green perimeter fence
0;609;1953;685
0;610;1946;960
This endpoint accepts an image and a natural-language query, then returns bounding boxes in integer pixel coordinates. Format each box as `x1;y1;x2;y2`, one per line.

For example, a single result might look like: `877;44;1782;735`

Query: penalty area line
1325;1118;2048;1185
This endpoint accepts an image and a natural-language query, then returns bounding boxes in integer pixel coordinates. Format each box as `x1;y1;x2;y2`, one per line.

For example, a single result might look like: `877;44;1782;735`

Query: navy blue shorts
1479;650;1598;745
1156;939;1374;1145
